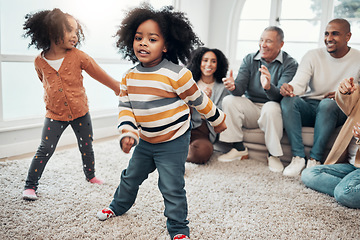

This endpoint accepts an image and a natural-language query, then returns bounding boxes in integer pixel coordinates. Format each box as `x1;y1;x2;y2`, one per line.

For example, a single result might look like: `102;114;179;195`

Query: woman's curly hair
23;8;84;51
187;47;229;83
115;3;203;65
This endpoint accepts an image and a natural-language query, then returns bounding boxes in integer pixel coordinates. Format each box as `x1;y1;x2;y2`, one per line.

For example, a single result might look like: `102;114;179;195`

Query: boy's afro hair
23;8;84;50
187;47;229;83
115;3;203;65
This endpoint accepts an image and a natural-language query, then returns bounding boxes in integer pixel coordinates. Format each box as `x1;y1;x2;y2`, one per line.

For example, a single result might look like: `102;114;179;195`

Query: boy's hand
214;121;227;133
121;136;135;153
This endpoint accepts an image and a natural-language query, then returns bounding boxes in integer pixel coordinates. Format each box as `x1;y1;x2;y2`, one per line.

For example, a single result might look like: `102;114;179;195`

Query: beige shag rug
1;138;359;240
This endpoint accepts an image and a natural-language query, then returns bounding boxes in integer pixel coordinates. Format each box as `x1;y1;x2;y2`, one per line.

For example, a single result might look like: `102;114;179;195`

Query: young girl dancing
96;4;226;240
22;8;120;201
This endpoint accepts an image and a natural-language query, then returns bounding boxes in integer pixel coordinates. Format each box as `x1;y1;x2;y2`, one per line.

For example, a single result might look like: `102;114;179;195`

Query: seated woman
301;77;360;209
186;47;229;164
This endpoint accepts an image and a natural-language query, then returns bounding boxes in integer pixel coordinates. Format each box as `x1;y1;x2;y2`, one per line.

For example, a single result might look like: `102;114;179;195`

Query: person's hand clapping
222;70;235;91
259;65;271;90
204;87;212;98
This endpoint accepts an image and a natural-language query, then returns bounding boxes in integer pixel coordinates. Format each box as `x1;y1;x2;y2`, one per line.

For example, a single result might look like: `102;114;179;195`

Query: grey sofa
215;126;342;163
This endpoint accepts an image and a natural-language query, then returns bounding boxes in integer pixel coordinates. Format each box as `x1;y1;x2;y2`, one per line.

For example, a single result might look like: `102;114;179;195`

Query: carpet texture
1;138;359;240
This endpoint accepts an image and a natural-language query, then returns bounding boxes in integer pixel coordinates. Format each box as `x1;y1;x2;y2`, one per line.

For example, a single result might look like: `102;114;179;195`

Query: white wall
208;0;237;54
179;0;240;71
177;0;210;46
178;0;237;55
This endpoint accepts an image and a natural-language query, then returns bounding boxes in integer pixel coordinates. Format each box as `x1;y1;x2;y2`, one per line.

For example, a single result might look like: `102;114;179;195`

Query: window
0;0;173;123
278;0;322;61
333;0;360;48
235;0;272;62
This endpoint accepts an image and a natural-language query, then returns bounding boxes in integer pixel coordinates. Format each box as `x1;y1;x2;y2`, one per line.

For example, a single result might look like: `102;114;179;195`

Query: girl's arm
90;69;120;95
85;63;120;95
34;57;44;82
80;53;120;95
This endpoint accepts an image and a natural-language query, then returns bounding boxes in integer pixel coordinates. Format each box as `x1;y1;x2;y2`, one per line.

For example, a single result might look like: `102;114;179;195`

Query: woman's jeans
302;164;360;208
109;130;191;239
281;97;347;162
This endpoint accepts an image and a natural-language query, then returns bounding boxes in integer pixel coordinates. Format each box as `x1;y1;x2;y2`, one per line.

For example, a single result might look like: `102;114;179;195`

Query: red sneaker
23;189;38;201
97;208;115;221
173;234;190;240
89;176;104;185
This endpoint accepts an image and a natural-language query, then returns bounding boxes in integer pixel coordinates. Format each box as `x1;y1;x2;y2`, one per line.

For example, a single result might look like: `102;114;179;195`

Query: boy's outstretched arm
117;71;139;153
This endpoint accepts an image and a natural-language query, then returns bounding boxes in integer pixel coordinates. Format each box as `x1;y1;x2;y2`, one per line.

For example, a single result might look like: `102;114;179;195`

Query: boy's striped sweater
118;59;225;145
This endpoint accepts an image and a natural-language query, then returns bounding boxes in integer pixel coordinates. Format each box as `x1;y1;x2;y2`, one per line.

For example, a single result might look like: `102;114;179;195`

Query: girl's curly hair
115;3;203;65
23;8;84;51
187;47;229;83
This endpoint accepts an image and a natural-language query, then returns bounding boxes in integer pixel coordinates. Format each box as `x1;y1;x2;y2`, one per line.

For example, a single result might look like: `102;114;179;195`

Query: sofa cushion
243;127;341;148
215;126;342;162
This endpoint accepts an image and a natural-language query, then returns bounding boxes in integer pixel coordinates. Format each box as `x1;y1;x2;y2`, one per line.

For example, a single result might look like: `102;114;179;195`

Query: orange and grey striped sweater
118;59;226;145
